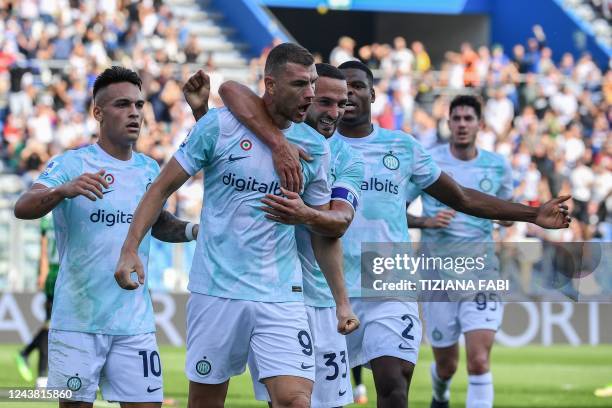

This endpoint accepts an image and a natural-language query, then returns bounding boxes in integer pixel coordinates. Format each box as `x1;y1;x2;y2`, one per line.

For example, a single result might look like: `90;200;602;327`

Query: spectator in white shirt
330;36;356;66
485;87;514;136
550;85;578;126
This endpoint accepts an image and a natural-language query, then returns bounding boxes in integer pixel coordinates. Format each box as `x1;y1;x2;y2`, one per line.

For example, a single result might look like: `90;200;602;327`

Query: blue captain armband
331;186;358;211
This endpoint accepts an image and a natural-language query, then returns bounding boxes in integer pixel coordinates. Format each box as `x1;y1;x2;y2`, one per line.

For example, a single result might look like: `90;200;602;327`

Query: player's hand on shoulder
58;169;109;201
535;195;572;229
183;69;210;117
271;140;311;193
114;246;145;290
261;187;315;225
336;304;360;335
425;209;456;228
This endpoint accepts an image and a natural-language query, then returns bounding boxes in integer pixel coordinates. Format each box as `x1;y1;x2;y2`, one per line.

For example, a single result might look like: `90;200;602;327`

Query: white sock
431;363;452;402
467;372;493;408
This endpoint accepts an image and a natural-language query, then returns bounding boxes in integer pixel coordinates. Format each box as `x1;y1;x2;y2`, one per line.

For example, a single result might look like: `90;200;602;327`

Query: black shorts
572;199;589;223
45;296;53;322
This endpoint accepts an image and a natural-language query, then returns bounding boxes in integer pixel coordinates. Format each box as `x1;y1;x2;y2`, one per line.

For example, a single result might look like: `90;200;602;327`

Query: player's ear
92;104;103;122
370;85;376;103
264;75;276;96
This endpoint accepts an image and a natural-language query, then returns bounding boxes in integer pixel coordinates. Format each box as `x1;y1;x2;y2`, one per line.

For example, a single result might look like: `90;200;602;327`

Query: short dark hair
315;63;345;81
93;66;142;100
449;95;482;119
264;43;314;76
338;60;374;86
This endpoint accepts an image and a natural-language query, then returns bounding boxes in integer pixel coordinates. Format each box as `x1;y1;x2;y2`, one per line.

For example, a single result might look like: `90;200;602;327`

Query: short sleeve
36;152;81;189
332;149;364;211
173;108;220;175
497;158;514;200
409;139;441;190
147;157;161;178
302;144;332;207
405;182;422;203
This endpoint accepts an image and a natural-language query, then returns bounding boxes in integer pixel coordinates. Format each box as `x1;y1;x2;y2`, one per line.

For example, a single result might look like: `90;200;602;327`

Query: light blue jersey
174;108;331;302
300;136;365;307
36;143;160;335
415;144;513;243
409;144;513;283
335;126;442;300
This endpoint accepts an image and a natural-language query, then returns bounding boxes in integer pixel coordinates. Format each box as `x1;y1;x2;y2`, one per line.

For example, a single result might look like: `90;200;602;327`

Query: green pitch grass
1;344;610;407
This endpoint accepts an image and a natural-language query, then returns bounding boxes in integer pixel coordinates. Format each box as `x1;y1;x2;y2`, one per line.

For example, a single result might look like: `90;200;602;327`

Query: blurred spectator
390;36;413;74
330;36;356;66
461;42;480;86
485;87;514;137
411;41;431;73
550;85;578;126
571;157;596;236
512;44;529;74
358;44;379;70
184;33;203;64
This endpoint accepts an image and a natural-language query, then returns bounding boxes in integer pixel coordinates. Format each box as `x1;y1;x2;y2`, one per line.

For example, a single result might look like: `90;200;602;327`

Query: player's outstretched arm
151;210;198;243
311;234;359;335
14;169;109;219
115;159;190;290
219;80;310;193
261;187;354;237
407;210;456;229
423;172;571;229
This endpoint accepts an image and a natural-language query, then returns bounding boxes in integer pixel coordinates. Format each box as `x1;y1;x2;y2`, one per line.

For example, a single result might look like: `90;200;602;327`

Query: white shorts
346;298;422;369
249;305;354;408
47;329;163;403
422;294;504;348
185;293;315;385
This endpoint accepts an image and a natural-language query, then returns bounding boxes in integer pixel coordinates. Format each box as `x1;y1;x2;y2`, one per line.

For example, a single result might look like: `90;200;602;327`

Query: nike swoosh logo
339;390;347;396
228;154;249;162
147;386;161;393
300;363;314;369
398;343;412;350
102;190;114;195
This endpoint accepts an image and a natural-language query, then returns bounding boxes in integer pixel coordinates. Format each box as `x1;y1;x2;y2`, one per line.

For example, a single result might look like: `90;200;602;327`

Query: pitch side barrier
2;243;611;348
1;293;609;346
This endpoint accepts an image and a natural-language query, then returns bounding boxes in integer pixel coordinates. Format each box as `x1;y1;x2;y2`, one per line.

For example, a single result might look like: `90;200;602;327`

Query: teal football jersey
335;126;442;301
174;108;331;302
300;135;365;307
36;143;159;334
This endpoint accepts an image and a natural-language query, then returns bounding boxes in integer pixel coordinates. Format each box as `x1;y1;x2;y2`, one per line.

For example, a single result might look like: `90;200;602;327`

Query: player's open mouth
297;104;310;117
126;122;140;131
320;117;335;127
344;101;356;112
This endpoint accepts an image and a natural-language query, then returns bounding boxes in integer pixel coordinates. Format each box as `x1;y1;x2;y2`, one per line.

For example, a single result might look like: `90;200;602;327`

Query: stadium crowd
327;32;611;243
0;1;610;291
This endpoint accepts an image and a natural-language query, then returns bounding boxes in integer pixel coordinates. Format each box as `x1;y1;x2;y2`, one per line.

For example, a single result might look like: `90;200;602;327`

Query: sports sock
467;371;493;408
22;328;45;357
352;365;363;385
38;328;49;376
